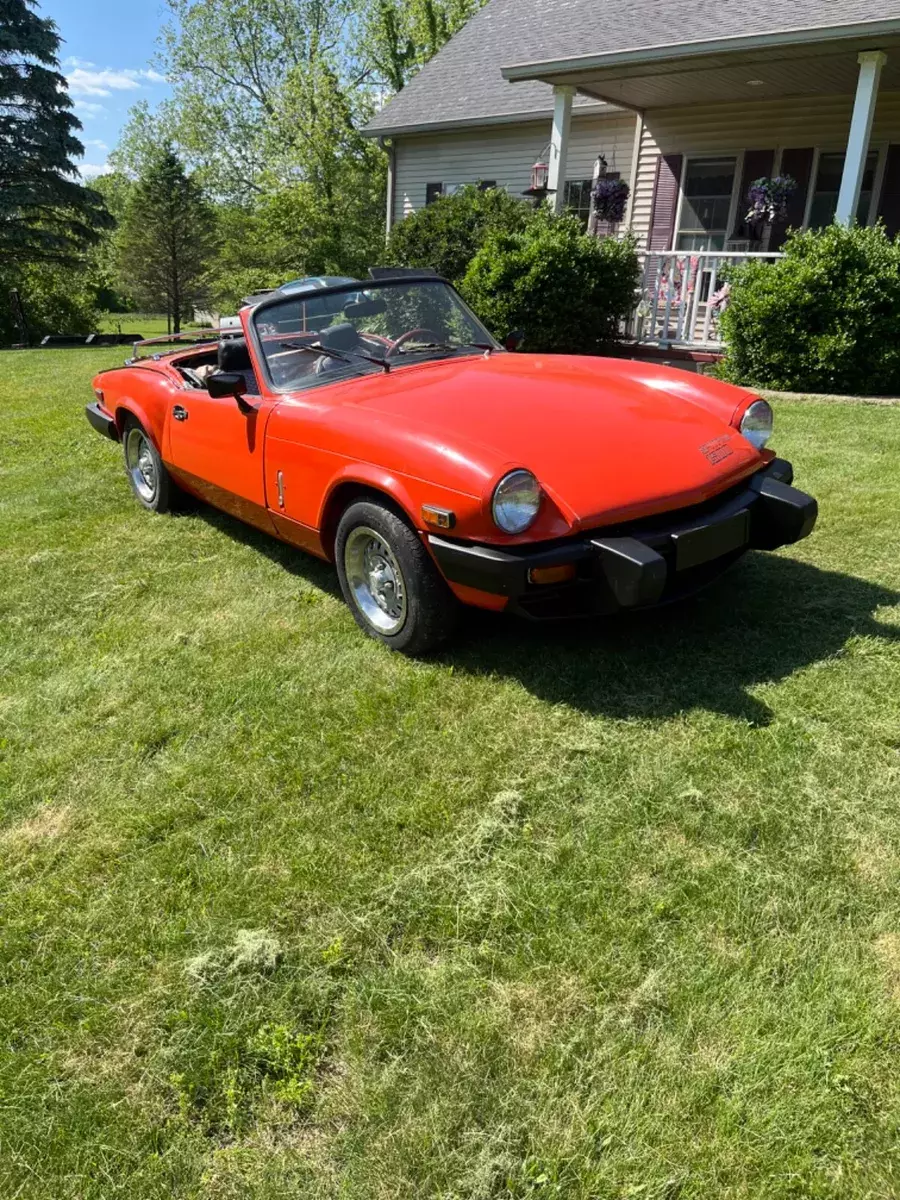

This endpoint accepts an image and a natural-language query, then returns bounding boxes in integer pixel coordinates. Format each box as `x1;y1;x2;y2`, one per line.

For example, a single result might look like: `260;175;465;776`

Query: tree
0;0;112;262
365;0;487;92
117;146;216;332
157;0;374;201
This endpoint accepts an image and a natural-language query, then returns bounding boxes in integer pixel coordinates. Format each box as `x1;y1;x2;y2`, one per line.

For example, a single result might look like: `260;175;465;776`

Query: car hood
340;353;764;527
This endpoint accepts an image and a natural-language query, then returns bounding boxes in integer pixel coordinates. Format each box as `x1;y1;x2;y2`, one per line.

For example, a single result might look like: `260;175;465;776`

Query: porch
500;20;900;351
632;249;783;351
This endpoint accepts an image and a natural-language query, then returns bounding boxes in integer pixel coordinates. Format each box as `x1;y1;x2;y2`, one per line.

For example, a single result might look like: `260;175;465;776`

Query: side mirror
504;329;525;352
207;371;247;399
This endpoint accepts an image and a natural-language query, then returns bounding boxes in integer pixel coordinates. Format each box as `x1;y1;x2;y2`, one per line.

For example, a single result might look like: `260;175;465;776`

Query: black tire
334;499;459;654
121;416;182;513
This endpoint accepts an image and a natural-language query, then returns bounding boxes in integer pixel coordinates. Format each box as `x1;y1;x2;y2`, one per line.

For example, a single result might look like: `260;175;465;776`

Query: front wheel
122;417;181;513
335;500;459;654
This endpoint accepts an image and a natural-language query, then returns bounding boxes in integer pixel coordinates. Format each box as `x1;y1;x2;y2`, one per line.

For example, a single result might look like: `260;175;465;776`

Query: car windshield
252;278;499;391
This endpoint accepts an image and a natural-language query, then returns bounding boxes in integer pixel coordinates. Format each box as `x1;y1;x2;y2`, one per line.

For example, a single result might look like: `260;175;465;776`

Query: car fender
319;463;422;537
114;396;159;444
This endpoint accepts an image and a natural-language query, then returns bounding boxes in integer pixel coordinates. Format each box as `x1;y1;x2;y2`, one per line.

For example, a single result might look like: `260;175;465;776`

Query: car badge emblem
700;435;734;465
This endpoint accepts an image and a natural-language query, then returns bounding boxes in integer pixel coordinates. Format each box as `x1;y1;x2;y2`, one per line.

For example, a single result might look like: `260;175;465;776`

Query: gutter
362;101;610;140
501;17;900;81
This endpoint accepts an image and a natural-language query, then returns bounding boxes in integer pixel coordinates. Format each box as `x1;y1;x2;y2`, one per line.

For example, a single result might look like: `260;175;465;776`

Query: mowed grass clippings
0;348;899;1199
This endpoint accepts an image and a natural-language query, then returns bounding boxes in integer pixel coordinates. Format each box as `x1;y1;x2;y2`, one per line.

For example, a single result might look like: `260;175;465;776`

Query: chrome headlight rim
740;399;774;450
492;468;541;534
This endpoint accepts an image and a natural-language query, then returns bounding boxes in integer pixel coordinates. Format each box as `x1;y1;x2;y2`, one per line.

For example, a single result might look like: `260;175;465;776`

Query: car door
165;381;280;532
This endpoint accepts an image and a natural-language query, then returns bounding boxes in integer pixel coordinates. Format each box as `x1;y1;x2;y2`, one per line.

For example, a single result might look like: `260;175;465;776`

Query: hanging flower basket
745;175;797;227
592;177;630;224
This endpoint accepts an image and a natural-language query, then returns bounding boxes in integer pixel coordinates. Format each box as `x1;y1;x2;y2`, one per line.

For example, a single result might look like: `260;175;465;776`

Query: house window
477;180;496;191
564;179;593;227
425;182;444;205
676;157;737;250
808;151;879;228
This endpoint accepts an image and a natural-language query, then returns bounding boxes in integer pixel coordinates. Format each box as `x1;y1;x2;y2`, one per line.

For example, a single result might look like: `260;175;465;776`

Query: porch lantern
523;159;554;206
531;160;549;191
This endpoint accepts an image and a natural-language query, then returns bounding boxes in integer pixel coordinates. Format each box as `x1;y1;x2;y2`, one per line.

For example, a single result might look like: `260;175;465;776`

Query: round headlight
492;469;541;534
740;399;774;450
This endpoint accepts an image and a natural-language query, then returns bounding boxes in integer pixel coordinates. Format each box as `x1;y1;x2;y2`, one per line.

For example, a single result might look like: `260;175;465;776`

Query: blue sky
41;0;173;176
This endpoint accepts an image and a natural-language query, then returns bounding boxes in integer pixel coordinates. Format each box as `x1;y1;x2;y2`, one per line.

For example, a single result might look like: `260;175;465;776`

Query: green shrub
720;223;900;395
460;212;640;353
386;184;533;284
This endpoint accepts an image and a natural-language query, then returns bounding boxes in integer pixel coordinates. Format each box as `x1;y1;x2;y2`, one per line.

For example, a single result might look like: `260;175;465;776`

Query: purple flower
592;177;630;224
745;175;797;226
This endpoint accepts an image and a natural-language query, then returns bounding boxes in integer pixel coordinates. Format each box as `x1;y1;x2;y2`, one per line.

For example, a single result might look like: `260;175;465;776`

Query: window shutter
647;154;683;251
732;149;775;240
877;145;900;237
770;148;814;249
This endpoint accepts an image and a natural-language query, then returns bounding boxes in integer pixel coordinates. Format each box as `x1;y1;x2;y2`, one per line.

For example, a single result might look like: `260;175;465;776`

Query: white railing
632;250;784;351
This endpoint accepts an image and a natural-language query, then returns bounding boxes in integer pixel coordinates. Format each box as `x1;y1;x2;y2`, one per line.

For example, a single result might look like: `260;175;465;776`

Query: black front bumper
85;402;120;441
429;459;818;620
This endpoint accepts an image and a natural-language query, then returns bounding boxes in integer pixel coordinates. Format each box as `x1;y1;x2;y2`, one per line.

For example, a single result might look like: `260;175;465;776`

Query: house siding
392;112;637;224
631;91;900;249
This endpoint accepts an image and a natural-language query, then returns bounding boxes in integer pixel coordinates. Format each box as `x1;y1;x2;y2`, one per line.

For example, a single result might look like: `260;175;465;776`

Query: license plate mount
673;509;750;571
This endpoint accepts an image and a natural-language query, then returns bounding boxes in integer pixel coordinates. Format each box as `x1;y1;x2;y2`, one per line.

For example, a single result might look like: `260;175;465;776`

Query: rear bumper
429;459;817;620
85;402;119;441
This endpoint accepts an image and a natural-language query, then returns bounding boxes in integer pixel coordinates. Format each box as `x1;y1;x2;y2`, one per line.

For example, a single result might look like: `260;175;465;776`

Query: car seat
315;322;361;373
217;336;259;394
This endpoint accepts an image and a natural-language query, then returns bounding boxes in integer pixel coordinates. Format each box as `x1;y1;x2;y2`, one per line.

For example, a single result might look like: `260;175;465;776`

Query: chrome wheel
343;525;407;635
125;427;158;503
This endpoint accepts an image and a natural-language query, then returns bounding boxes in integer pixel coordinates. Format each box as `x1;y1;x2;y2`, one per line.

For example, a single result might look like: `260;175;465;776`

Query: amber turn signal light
421;505;455;530
528;563;577;586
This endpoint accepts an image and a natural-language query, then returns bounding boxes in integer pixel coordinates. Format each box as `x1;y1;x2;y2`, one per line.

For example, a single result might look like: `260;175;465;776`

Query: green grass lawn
97;314;177;337
1;350;899;1199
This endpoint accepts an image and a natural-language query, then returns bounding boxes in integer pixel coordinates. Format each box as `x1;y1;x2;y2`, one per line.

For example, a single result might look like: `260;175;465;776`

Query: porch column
547;86;574;213
836;50;887;225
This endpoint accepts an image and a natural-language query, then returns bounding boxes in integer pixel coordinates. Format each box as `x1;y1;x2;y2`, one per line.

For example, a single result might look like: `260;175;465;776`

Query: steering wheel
385;327;443;357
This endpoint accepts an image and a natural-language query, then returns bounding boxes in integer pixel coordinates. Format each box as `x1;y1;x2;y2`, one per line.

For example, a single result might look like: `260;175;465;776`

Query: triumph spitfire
85;272;817;653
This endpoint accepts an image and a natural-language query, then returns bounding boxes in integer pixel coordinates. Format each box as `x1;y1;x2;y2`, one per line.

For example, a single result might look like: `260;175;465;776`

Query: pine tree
0;0;112;261
117;145;216;332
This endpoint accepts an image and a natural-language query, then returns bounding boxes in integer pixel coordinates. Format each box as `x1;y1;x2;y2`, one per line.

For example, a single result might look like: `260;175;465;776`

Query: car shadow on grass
190;505;344;600
190;506;898;726
445;553;900;725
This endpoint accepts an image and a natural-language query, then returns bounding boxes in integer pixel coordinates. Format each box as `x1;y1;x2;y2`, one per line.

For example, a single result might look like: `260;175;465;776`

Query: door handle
173;405;189;421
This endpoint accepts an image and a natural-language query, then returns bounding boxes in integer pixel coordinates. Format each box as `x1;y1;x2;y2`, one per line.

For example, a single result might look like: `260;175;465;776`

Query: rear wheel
122;417;181;513
335;499;459;654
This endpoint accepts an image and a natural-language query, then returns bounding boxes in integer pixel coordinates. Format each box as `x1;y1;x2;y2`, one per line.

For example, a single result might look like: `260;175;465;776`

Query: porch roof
501;19;900;110
365;1;900;138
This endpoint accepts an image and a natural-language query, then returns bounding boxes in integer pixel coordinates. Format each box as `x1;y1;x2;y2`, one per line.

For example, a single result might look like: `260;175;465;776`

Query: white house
364;1;900;350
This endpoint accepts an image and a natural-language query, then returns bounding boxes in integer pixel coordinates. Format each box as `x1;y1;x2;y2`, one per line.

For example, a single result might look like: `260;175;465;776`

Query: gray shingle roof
364;0;900;135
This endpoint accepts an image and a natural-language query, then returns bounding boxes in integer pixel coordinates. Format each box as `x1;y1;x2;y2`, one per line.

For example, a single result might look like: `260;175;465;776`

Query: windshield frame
247;274;503;395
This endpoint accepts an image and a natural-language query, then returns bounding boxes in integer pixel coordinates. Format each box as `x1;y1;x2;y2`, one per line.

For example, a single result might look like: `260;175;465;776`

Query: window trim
804;145;886;229
672;151;743;252
563;177;595;227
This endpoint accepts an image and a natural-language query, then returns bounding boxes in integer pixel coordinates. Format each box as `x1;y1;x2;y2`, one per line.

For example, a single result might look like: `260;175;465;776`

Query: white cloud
73;99;105;117
79;162;112;179
64;56;96;69
66;65;168;98
83;138;109;153
68;68;142;97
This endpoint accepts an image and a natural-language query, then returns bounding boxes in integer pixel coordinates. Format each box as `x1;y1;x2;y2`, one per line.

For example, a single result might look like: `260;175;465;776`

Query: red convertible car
86;272;817;653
